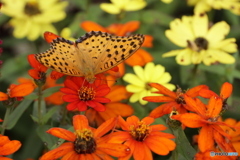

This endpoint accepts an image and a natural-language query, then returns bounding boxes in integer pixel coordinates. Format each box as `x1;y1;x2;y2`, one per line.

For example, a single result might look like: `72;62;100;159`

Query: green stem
37;85;43;124
1;106;12;135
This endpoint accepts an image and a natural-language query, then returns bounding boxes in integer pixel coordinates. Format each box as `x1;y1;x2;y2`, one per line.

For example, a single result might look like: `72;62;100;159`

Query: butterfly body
35;31;145;83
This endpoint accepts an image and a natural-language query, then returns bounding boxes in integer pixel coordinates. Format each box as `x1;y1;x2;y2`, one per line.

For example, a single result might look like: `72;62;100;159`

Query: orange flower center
187;37;208;52
78;86;95;101
130;121;150;141
74;129;96;154
24;0;41;16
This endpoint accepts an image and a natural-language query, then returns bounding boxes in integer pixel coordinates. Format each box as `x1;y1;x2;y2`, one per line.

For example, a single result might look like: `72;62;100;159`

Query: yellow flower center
187;37;208;52
74;129;96;154
130;121;150;141
78;86;95;101
24;0;41;16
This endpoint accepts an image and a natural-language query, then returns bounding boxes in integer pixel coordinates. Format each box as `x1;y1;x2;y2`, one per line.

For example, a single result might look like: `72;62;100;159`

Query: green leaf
5;99;33;129
30;115;39;123
172;128;196;160
36;125;59;150
42;86;62;98
42;106;59;124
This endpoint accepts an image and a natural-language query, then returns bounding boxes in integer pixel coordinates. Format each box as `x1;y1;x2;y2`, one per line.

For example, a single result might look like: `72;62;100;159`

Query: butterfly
35;31;145;83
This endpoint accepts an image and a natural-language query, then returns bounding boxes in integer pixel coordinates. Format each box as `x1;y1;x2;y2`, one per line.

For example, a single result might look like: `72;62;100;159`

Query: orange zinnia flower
80;21;153;76
143;83;208;118
172;95;236;153
0;134;21;160
85;84;133;126
0;83;35;105
108;115;176;160
60;76;111;112
40;115;130;160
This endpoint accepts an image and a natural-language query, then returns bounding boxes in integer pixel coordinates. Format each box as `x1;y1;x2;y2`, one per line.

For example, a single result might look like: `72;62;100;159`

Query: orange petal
150;124;167;131
94;149;114;160
132;142;151;160
145;136;176;155
118;116;130;131
107;132;132;144
0;92;8;101
143;96;175;103
0;140;21;155
0;157;13;160
186;85;209;97
142;35;153;48
40;142;74;160
45;92;64;105
0;135;9;145
106;85;131;102
199;89;218;99
73;115;89;131
81;21;108;32
213;128;235;152
126;116;140;126
61;151;79;160
149;102;179;118
172;113;206;128
142;117;154;125
198;125;214;152
148;83;177;98
44;32;60;43
9;83;35;98
149;132;175;139
206;97;222;118
28;69;41;79
99;103;134;121
94;117;117;138
220;82;232;99
117;21;140;36
184;95;206;116
124;49;153;66
97;143;130;157
46;128;75;142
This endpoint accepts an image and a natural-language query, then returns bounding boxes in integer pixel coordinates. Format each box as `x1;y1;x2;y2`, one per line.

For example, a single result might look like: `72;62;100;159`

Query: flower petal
40;142;74;160
10;83;35;98
81;21;108;32
198;125;214;152
73;115;89;131
46;128;75;142
172;113;206;128
220;82;232;99
97;143;130;157
0;140;21;155
0;92;8;101
145;136;176;155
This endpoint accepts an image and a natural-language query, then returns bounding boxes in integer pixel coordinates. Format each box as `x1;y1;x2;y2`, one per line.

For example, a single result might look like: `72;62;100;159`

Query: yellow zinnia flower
163;13;237;65
100;0;147;14
1;0;68;41
123;62;175;105
187;0;240;15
